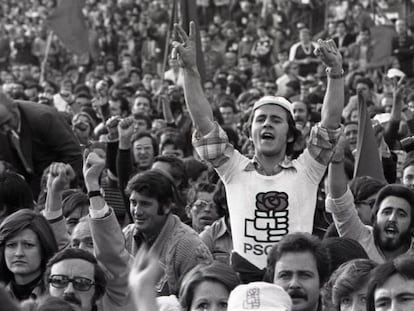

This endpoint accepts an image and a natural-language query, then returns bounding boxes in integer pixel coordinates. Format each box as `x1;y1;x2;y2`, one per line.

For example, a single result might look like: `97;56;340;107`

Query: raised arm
44;162;75;250
172;22;215;135
83;150;135;307
315;39;344;130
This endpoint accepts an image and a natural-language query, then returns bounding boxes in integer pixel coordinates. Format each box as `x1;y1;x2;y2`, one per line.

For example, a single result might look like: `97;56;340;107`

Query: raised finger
174;23;189;43
189;21;196;42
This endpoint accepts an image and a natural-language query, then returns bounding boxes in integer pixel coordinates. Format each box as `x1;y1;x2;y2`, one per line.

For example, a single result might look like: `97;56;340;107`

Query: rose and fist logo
245;191;289;242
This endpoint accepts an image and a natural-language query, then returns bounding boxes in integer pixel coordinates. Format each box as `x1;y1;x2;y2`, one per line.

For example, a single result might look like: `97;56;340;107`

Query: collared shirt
193;122;341;175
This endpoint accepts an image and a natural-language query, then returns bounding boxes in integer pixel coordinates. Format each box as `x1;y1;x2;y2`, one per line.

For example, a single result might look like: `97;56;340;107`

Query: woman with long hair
0;209;58;301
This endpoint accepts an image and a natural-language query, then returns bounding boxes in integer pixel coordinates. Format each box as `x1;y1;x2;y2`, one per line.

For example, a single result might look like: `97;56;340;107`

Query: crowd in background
1;0;414;311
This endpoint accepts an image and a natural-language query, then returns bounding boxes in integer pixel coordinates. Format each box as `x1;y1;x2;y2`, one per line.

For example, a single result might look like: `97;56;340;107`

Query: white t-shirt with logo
217;149;326;269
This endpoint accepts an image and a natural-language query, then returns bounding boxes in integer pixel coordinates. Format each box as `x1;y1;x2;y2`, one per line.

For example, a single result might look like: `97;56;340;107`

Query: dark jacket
0;101;82;196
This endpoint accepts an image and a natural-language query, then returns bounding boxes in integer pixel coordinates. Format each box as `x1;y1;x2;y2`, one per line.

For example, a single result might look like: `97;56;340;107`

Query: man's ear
185;205;192;219
163;203;172;215
287;130;295;143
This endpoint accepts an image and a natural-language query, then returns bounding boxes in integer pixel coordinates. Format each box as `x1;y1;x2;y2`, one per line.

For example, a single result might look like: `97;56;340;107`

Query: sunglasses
49;274;95;291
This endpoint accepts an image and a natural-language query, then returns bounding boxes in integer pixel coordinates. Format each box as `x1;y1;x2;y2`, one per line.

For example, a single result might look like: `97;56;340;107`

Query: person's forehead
130;190;157;203
378;195;411;210
135;97;150;104
51;258;95;278
344;123;358;131
134;136;153;146
254;104;289;119
375;274;414;299
196;191;214;201
403;164;414;175
7;228;38;242
275;251;318;272
292;101;307;110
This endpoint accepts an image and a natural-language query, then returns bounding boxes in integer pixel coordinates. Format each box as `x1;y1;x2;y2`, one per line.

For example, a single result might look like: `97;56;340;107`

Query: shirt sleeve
307;123;343;166
326;187;370;241
192;122;235;167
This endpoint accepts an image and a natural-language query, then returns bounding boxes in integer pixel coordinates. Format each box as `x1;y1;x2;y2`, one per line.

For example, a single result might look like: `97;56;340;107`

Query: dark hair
264;232;331;286
133;112;152;130
219;100;238;113
186;183;216;206
212;180;228;218
371;184;414;228
62;190;89;218
402;157;414;172
0;210;58;284
322;237;369;275
0;171;34;220
130;131;159;155
45;248;106;302
326;259;377;310
159;136;186;156
126;170;178;208
110;95;130;115
355;77;373;90
184;159;208;184
366;256;414;311
246;106;301;157
336;20;348;29
153;155;188;191
349;176;387;202
179;261;240;311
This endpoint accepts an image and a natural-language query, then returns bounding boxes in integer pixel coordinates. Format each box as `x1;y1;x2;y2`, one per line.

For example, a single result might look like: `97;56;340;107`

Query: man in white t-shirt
172;22;344;279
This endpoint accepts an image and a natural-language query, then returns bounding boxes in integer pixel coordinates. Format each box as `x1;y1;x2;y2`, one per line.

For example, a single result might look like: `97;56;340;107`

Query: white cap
157;295;182;311
252;96;294;118
227;282;292;311
387;68;405;79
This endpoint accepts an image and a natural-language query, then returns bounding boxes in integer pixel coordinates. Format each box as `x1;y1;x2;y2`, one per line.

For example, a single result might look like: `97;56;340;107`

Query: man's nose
389;210;398;221
288;275;301;288
63;281;75;294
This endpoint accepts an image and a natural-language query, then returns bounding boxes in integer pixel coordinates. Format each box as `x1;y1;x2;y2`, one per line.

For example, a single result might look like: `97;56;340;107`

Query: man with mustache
327;136;414;263
45;248;107;311
264;232;330;311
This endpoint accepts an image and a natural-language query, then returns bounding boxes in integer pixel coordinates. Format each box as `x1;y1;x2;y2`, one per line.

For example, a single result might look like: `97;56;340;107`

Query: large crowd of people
1;0;414;311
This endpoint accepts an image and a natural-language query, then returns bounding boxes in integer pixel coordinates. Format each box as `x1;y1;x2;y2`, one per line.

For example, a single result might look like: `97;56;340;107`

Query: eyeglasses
355;198;376;208
193;200;216;211
49;274;95;291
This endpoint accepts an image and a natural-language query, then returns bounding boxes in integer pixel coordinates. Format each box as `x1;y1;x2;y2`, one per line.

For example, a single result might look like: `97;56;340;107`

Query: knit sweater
123;214;212;295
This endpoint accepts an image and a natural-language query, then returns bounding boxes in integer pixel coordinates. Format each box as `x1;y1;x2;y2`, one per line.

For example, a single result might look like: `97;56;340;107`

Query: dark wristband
88;190;102;199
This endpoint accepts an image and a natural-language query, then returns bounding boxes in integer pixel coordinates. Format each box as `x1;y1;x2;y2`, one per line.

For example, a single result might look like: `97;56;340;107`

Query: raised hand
83;150;105;191
106;116;121;140
47;162;75;193
118;117;135;149
172;21;197;70
314;39;343;69
118;117;135;139
128;244;162;310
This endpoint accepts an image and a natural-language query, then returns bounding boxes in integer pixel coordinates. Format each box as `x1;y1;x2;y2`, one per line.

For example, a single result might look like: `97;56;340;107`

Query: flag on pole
47;0;89;55
179;0;205;83
353;93;386;181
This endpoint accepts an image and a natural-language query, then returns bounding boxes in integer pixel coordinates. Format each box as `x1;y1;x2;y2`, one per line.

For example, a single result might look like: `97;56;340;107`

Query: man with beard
327;136;414;263
263;232;330;311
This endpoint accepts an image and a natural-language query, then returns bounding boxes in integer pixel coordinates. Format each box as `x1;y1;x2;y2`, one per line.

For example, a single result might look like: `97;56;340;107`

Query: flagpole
160;0;177;83
40;31;53;84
